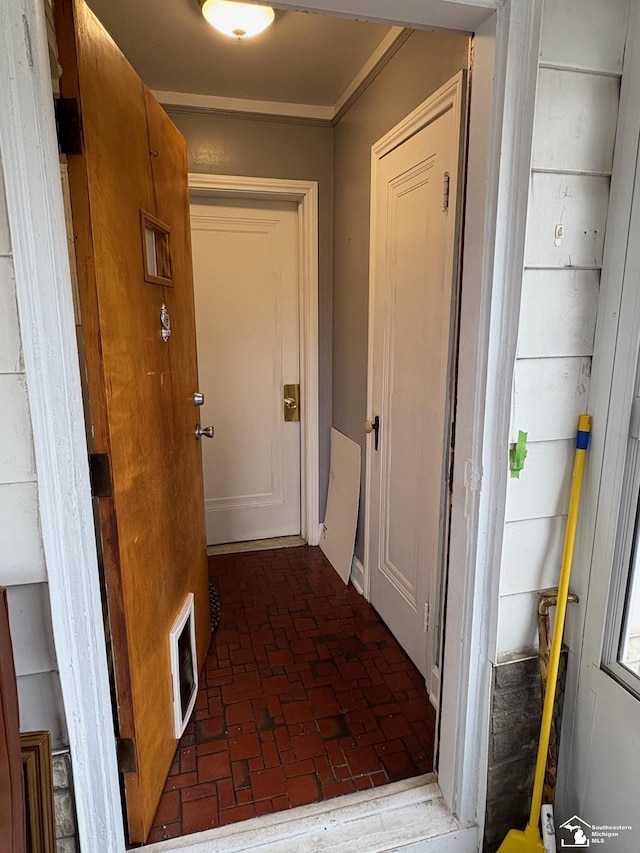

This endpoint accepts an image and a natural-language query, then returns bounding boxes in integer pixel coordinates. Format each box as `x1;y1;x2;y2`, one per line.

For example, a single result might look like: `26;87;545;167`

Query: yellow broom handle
528;414;591;830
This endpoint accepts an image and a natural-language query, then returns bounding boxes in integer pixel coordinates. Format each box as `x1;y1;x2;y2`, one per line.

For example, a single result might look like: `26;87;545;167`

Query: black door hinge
54;97;82;155
88;453;112;498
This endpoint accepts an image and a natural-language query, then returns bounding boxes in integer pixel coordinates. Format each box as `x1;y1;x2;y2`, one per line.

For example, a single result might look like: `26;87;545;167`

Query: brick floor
145;546;435;844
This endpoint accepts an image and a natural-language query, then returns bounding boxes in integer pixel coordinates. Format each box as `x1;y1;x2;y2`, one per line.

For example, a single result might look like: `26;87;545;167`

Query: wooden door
190;197;301;545
366;75;464;704
0;588;25;853
55;0;210;842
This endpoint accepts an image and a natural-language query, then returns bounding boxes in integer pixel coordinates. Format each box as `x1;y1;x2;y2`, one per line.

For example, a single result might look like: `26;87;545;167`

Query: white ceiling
86;0;395;108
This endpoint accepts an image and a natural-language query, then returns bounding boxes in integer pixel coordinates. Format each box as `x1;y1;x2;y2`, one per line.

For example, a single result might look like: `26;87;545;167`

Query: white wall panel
0;373;35;483
17;671;68;749
0;482;46;585
517;269;599;358
525;173;610;268
513;357;591;442
496;591;540;656
532;69;619;174
6;582;57;676
497;1;627;667
539;0;628;74
506;439;574;522
0;257;22;373
501;515;566;596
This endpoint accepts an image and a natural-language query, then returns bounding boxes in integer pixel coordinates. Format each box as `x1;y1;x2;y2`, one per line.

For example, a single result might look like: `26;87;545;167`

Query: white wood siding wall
497;0;630;655
0;157;67;747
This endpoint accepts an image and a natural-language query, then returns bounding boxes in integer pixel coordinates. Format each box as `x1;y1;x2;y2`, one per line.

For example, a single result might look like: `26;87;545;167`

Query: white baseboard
350;555;365;595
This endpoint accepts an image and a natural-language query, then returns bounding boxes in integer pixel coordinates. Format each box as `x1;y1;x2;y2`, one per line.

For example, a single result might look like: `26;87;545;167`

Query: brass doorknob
364;415;380;450
284;397;297;410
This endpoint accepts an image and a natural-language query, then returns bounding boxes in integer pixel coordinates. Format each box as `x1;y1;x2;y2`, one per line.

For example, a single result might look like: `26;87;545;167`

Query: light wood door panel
55;0;209;842
145;91;211;663
190;198;301;545
367;78;464;704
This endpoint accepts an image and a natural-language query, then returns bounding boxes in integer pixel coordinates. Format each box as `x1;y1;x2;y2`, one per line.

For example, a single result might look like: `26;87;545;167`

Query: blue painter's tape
576;430;590;450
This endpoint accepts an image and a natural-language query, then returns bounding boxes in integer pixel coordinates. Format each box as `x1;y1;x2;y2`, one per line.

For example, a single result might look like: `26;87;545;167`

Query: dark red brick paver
145;546;435;844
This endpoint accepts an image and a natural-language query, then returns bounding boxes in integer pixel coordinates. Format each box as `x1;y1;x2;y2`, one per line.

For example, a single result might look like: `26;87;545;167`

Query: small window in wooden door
141;210;172;286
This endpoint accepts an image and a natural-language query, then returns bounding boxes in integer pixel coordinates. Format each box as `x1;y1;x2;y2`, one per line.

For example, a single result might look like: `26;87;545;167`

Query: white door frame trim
439;0;544;820
188;173;320;547
0;0;541;849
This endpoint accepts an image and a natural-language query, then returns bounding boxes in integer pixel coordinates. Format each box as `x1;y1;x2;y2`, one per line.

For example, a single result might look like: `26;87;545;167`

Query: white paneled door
190;197;301;545
366;75;465;704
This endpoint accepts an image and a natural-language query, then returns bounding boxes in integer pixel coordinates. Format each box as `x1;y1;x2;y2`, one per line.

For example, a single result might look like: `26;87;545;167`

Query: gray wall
332;29;470;556
167;110;334;519
168;30;469;538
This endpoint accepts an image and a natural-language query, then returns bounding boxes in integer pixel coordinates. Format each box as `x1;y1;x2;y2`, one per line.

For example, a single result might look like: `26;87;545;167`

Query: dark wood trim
20;732;56;853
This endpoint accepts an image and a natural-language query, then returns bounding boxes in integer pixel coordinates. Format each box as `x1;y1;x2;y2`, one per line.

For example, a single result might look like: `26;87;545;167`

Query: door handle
364;416;380;451
195;424;215;440
284;397;297;409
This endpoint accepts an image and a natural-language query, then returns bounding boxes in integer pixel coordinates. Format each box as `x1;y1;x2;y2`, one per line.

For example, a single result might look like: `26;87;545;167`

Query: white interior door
190;197;301;545
366;76;464;703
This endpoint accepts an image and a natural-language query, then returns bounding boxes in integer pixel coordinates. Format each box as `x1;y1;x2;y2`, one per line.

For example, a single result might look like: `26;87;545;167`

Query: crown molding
332;26;409;123
153;90;334;122
153;26;409;125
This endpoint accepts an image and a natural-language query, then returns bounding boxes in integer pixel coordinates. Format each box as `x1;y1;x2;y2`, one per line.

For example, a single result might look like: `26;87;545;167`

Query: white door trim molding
438;0;544;821
368;72;466;164
189;173;320;547
0;0;540;850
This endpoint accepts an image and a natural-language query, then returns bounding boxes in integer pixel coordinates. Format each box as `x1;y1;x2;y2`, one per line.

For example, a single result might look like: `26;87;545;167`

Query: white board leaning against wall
320;428;361;584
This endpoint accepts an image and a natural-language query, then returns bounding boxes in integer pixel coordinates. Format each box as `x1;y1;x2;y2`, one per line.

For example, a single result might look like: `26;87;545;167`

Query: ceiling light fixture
200;0;275;39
